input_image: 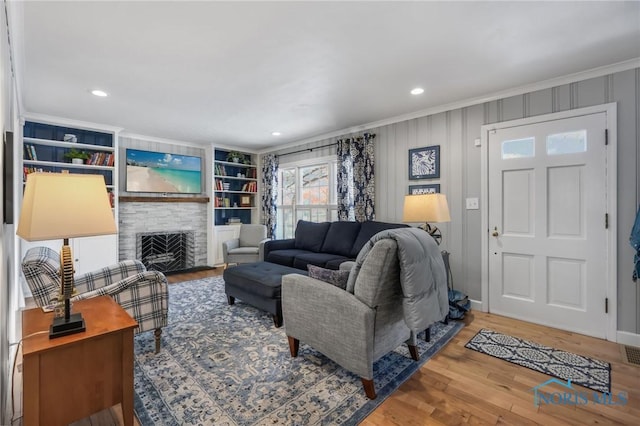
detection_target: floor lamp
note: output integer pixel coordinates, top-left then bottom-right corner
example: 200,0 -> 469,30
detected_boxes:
402,193 -> 451,245
17,173 -> 117,338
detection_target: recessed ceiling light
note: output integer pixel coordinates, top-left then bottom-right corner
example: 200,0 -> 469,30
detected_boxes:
91,89 -> 108,97
271,131 -> 281,136
410,88 -> 424,95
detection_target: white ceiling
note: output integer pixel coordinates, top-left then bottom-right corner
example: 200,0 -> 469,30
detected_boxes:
12,1 -> 640,150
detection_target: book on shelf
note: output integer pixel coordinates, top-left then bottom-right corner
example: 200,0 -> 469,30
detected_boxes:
241,181 -> 257,192
88,152 -> 114,166
24,144 -> 37,161
215,164 -> 227,176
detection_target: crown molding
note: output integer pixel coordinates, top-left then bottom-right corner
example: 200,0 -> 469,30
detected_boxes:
22,112 -> 123,133
259,58 -> 640,154
119,132 -> 209,149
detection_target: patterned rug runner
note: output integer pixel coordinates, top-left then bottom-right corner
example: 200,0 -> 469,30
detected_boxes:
134,277 -> 463,425
465,328 -> 610,393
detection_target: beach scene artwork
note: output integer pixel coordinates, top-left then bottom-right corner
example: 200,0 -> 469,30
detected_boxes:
126,149 -> 202,194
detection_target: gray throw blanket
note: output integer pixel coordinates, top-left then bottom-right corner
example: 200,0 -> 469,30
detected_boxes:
346,228 -> 449,332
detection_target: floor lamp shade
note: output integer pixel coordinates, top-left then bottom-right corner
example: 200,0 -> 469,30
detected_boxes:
17,173 -> 116,241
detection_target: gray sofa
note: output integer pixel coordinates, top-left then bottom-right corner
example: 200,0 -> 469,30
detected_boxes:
262,219 -> 408,270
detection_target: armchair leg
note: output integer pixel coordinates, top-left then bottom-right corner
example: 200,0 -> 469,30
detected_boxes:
154,328 -> 162,354
227,295 -> 235,305
424,326 -> 431,342
287,336 -> 299,357
361,378 -> 377,399
407,344 -> 419,361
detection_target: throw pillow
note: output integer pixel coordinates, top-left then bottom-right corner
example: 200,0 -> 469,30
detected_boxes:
307,264 -> 350,290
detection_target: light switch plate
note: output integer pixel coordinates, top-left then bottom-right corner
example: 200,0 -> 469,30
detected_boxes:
466,197 -> 479,210
474,138 -> 481,147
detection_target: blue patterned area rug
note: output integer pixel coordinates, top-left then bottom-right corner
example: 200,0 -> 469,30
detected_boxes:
133,277 -> 463,425
465,328 -> 610,393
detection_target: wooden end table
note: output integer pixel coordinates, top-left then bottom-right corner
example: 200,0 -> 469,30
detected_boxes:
22,295 -> 138,426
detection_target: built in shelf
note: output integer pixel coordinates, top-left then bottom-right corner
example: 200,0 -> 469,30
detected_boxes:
119,196 -> 210,203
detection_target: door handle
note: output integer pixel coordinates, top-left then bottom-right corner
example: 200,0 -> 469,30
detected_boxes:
492,227 -> 499,237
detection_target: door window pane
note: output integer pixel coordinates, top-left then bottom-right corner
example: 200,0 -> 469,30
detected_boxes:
547,130 -> 587,155
502,137 -> 535,159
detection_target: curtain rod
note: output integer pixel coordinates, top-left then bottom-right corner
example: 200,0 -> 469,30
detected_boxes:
275,133 -> 376,158
275,142 -> 337,158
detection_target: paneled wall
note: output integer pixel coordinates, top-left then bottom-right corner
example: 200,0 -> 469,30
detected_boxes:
265,68 -> 640,334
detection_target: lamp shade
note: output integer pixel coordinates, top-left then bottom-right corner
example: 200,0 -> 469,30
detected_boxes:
17,173 -> 117,241
402,193 -> 451,223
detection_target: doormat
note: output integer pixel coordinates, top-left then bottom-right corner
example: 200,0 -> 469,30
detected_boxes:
465,328 -> 610,393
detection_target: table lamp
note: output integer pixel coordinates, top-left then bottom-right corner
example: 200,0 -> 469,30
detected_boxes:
402,193 -> 451,245
17,173 -> 117,338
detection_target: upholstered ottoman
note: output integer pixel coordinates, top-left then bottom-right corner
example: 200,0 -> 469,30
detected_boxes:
223,261 -> 307,327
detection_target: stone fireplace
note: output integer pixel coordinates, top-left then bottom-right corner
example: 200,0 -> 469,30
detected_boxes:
119,200 -> 208,269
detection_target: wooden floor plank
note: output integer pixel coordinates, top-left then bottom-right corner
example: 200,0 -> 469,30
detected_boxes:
79,269 -> 639,425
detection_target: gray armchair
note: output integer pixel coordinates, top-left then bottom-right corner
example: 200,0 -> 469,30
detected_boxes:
281,239 -> 419,399
222,224 -> 269,268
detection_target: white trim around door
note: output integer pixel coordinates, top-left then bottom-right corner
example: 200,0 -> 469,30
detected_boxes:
480,103 -> 617,341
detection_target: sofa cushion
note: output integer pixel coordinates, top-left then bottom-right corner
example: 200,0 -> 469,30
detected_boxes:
292,252 -> 351,270
265,249 -> 310,267
307,264 -> 350,290
294,220 -> 331,252
350,220 -> 409,257
325,257 -> 355,270
320,221 -> 361,257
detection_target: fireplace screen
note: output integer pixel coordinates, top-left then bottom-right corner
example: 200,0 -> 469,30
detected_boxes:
136,231 -> 195,273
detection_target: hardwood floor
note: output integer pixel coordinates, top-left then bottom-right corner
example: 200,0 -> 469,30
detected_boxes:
90,269 -> 638,425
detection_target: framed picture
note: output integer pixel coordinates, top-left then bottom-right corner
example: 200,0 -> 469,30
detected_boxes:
409,145 -> 440,180
409,184 -> 440,195
240,195 -> 251,207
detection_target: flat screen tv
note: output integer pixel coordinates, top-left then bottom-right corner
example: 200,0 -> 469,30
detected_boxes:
126,148 -> 202,194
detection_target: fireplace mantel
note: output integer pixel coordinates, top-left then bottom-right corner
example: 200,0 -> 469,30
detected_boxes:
119,196 -> 209,203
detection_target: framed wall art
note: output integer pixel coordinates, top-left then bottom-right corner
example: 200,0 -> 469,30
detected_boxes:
409,184 -> 440,195
408,145 -> 440,180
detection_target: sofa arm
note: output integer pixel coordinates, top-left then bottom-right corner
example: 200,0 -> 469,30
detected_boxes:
282,274 -> 375,379
73,270 -> 169,333
263,238 -> 295,260
74,260 -> 147,294
222,238 -> 240,263
258,238 -> 271,261
339,261 -> 356,272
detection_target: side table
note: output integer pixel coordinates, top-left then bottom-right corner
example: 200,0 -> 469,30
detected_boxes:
22,295 -> 138,426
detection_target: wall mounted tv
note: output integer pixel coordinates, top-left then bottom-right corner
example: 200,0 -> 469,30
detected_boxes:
126,149 -> 202,194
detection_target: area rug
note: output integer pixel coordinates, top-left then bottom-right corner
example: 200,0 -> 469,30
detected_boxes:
133,277 -> 463,425
465,328 -> 610,393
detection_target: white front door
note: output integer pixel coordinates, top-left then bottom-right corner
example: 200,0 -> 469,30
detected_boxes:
487,111 -> 610,338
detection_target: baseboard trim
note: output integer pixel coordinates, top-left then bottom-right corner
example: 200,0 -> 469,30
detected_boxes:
617,331 -> 640,348
470,299 -> 484,312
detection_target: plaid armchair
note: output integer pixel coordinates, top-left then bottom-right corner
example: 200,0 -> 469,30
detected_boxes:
22,246 -> 169,353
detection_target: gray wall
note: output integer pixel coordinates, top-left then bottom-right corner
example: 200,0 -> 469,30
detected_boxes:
265,68 -> 640,334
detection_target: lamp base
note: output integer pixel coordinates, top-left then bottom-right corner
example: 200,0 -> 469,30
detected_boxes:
49,312 -> 86,339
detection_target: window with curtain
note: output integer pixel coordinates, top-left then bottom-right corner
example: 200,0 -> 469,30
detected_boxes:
275,156 -> 338,239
